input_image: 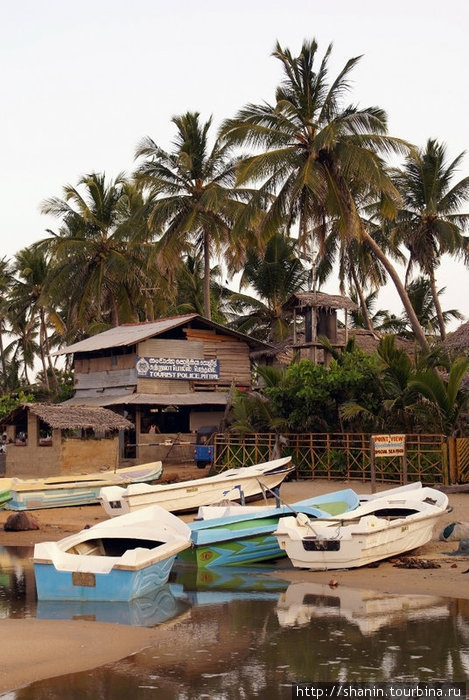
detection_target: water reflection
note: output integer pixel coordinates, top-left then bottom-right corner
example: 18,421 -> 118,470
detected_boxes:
276,581 -> 450,635
36,584 -> 191,627
0,546 -> 468,699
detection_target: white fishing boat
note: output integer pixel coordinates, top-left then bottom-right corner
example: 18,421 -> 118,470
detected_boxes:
33,505 -> 191,601
195,480 -> 424,520
99,456 -> 294,516
4,461 -> 163,511
274,486 -> 448,570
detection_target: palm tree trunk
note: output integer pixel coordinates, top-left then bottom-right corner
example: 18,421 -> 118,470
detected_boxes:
350,264 -> 374,331
0,318 -> 6,389
429,268 -> 446,340
361,230 -> 430,352
203,230 -> 211,319
39,316 -> 50,393
40,309 -> 59,392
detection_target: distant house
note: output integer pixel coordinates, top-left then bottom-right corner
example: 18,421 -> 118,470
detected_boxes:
0,403 -> 133,478
56,314 -> 272,464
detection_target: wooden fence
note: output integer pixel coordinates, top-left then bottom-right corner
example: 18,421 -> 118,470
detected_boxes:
213,433 -> 449,485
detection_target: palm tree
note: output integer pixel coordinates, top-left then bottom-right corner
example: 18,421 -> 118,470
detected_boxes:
41,173 -> 154,336
0,257 -> 14,388
409,354 -> 469,478
10,247 -> 61,393
135,112 -> 248,320
405,276 -> 463,336
391,138 -> 469,340
221,40 -> 431,351
225,230 -> 309,341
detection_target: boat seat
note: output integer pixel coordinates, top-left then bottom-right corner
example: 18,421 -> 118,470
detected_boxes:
67,540 -> 104,556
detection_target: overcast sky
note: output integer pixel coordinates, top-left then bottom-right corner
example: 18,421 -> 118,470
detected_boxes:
2,0 -> 468,327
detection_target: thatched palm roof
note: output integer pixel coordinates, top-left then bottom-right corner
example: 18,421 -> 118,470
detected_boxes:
0,404 -> 133,431
283,292 -> 359,312
445,321 -> 469,352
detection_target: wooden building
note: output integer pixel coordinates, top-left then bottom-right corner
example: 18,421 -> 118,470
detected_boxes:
58,314 -> 271,464
283,291 -> 359,365
0,404 -> 132,478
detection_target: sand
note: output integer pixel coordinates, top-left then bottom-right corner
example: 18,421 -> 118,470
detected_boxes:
0,478 -> 467,694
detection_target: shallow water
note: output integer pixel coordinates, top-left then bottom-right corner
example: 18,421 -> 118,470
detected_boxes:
1,546 -> 468,699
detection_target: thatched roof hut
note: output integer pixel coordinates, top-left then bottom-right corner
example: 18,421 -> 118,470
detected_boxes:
445,321 -> 469,354
283,291 -> 359,312
0,403 -> 133,432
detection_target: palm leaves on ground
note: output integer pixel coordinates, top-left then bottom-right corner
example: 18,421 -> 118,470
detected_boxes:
226,231 -> 308,341
221,39 -> 433,351
135,112 -> 251,320
391,138 -> 469,340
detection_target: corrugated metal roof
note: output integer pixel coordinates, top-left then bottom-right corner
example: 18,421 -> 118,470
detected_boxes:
56,314 -> 273,355
56,315 -> 198,355
65,392 -> 229,407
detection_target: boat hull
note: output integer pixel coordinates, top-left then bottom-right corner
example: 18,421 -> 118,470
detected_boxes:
34,555 -> 178,601
182,489 -> 360,568
100,457 -> 294,516
276,512 -> 442,570
6,461 -> 163,511
33,504 -> 191,601
274,486 -> 448,570
181,518 -> 285,568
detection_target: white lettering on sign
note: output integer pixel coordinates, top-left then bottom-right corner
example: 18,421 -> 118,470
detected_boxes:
136,356 -> 220,381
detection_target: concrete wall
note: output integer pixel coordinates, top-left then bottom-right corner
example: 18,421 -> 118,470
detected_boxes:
4,410 -> 120,477
59,436 -> 119,474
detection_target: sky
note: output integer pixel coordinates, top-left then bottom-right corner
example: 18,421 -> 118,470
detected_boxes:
1,0 -> 468,328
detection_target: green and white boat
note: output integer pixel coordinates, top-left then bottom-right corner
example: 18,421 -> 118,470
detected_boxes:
180,488 -> 360,568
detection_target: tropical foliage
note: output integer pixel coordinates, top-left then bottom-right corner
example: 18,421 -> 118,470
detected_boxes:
0,38 -> 467,419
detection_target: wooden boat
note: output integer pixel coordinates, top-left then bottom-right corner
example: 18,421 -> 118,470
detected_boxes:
33,504 -> 191,601
4,461 -> 163,511
0,481 -> 11,509
274,486 -> 448,570
180,489 -> 360,568
195,480 -> 423,520
99,456 -> 294,516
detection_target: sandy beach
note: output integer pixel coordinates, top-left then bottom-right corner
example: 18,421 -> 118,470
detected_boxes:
0,478 -> 467,694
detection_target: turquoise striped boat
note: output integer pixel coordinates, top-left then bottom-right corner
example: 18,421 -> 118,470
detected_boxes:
4,461 -> 163,511
180,488 -> 359,568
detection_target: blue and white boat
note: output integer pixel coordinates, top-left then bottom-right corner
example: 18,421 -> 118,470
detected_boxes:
5,461 -> 163,511
179,488 -> 360,568
33,505 -> 191,601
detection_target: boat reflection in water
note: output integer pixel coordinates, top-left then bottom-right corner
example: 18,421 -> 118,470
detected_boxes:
276,581 -> 450,635
173,564 -> 288,605
36,582 -> 191,627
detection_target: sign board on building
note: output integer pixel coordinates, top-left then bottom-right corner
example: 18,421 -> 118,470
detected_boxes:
136,356 -> 220,381
372,434 -> 406,457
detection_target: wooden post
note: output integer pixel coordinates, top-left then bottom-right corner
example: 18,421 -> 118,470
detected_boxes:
370,436 -> 376,493
447,436 -> 458,484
